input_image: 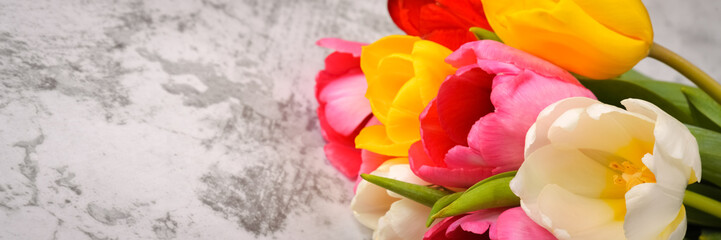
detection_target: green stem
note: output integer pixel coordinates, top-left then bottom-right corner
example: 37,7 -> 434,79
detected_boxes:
684,190 -> 721,220
648,43 -> 721,105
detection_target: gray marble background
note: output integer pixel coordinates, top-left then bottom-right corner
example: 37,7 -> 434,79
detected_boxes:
0,0 -> 718,239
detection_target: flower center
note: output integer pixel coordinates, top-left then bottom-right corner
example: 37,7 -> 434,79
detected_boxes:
609,160 -> 656,191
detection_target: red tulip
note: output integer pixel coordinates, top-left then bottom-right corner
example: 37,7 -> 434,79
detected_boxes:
388,0 -> 492,50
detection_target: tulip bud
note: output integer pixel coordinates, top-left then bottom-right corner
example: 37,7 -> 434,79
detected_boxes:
481,0 -> 653,79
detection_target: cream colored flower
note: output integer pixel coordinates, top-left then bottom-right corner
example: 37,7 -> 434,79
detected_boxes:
512,97 -> 701,240
351,158 -> 431,240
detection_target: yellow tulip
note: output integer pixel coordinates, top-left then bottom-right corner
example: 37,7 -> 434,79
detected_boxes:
481,0 -> 653,79
355,35 -> 456,156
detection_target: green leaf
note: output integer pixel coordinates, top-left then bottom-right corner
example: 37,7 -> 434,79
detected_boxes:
700,229 -> 721,240
683,87 -> 721,132
426,192 -> 463,227
429,176 -> 519,222
360,174 -> 451,207
687,125 -> 721,188
686,184 -> 721,228
469,27 -> 502,42
688,183 -> 721,201
616,69 -> 656,81
579,77 -> 695,125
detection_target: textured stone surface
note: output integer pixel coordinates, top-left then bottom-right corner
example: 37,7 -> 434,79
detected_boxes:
0,0 -> 718,239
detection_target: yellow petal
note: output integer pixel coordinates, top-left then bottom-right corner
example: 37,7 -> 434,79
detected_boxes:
571,0 -> 653,43
482,0 -> 653,79
355,125 -> 414,157
361,35 -> 419,79
410,40 -> 455,104
366,53 -> 414,124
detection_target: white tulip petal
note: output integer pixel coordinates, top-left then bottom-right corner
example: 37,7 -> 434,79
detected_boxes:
385,164 -> 429,198
622,99 -> 701,183
535,184 -> 625,240
666,207 -> 687,240
373,199 -> 430,240
513,145 -> 624,200
351,161 -> 424,230
624,183 -> 684,240
525,97 -> 598,157
351,179 -> 400,229
548,102 -> 655,159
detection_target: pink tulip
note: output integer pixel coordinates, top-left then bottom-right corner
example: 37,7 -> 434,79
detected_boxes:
424,207 -> 556,240
316,38 -> 373,179
409,40 -> 596,187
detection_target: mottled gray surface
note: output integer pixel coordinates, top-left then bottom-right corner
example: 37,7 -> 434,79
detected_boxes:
0,0 -> 718,239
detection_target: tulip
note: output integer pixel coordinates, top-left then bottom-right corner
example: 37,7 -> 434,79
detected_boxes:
513,97 -> 702,240
315,38 -> 372,179
481,0 -> 654,79
409,40 -> 595,188
424,207 -> 556,240
388,0 -> 492,50
351,158 -> 431,240
355,35 -> 456,157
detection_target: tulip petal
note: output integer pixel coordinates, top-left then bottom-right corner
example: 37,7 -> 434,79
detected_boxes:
319,71 -> 372,137
512,145 -> 625,200
483,0 -> 651,79
534,184 -> 625,239
468,70 -> 594,169
446,40 -> 579,84
436,66 -> 494,145
389,0 -> 492,50
361,35 -> 419,78
324,142 -> 362,179
316,38 -> 366,57
419,100 -> 457,165
359,149 -> 394,175
570,0 -> 652,43
546,101 -> 656,160
366,53 -> 415,124
388,0 -> 435,36
374,199 -> 432,240
621,99 -> 702,184
351,159 -> 415,230
495,207 -> 555,240
423,215 -> 479,240
524,97 -> 598,157
412,40 -> 457,104
624,183 -> 685,240
386,78 -> 425,143
452,208 -> 504,235
409,142 -> 497,188
355,125 -> 414,157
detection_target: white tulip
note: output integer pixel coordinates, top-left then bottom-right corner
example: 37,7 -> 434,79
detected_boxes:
351,158 -> 431,240
512,97 -> 701,240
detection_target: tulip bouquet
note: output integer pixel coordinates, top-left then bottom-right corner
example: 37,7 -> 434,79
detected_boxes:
314,1 -> 721,239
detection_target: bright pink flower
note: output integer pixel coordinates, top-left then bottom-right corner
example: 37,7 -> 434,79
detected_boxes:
424,207 -> 556,240
316,38 -> 373,179
409,40 -> 596,188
